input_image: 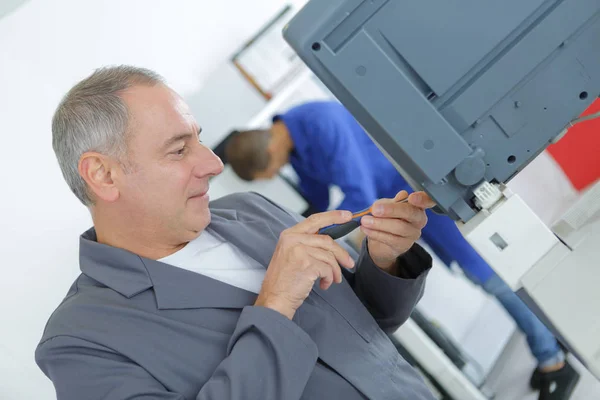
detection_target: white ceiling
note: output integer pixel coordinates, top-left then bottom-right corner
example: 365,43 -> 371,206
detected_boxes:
0,0 -> 30,21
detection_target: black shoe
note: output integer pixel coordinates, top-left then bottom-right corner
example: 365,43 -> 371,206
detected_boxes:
531,368 -> 543,390
531,344 -> 570,390
538,362 -> 580,400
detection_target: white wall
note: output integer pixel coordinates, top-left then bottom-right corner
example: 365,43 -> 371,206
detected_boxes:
0,1 -> 306,398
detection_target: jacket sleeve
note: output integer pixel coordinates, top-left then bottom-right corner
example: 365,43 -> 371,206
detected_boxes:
342,240 -> 432,334
36,306 -> 318,400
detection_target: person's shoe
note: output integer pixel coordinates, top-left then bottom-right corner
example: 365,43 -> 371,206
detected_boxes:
531,344 -> 570,389
538,362 -> 580,400
531,368 -> 543,390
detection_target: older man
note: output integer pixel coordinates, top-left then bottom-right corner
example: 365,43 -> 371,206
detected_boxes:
36,66 -> 436,400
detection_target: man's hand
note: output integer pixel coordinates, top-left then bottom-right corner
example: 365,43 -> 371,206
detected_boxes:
255,211 -> 356,320
360,191 -> 435,274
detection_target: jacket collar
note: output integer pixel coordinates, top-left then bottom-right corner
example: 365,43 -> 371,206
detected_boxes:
79,209 -> 277,310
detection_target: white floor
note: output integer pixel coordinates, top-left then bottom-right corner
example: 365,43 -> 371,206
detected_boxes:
486,333 -> 600,400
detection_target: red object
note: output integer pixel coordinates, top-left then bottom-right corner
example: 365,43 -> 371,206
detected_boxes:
547,98 -> 600,191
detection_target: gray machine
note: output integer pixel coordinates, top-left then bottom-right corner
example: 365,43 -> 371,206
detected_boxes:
283,1 -> 600,395
283,0 -> 600,222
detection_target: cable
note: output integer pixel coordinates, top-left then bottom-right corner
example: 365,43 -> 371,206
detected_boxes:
568,110 -> 600,127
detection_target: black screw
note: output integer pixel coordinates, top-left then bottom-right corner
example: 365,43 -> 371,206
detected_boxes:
579,91 -> 588,100
312,42 -> 321,51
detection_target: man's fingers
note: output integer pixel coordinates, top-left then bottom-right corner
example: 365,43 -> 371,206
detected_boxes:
310,251 -> 342,284
372,190 -> 408,207
394,190 -> 410,202
372,201 -> 428,227
360,216 -> 420,237
282,233 -> 355,269
299,235 -> 355,270
407,191 -> 436,210
310,259 -> 336,290
288,210 -> 353,234
361,226 -> 421,248
372,191 -> 436,212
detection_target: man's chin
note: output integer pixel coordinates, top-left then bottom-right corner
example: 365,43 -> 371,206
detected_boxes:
184,211 -> 211,234
187,193 -> 211,214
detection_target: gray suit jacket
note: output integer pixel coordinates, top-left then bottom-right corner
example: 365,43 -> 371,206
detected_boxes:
36,192 -> 435,400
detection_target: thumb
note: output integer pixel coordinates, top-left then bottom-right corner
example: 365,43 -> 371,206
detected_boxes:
393,190 -> 409,202
408,191 -> 436,209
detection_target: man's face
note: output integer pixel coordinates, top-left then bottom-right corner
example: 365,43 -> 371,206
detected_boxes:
116,84 -> 223,243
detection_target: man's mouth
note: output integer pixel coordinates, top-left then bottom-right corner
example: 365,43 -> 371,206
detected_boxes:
189,189 -> 209,199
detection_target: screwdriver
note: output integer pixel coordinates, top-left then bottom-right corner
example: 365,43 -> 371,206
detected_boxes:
319,198 -> 409,239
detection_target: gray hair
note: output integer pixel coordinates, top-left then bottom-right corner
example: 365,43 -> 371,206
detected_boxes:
52,65 -> 165,206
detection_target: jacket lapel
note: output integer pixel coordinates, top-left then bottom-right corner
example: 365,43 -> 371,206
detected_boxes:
208,210 -> 278,268
142,258 -> 257,310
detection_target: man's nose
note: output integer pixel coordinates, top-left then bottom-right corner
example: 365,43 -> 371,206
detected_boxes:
194,145 -> 224,177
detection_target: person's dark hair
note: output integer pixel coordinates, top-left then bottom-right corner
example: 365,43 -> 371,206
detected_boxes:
225,129 -> 272,181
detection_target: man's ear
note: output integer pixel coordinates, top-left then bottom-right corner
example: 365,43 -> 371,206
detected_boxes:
78,152 -> 121,203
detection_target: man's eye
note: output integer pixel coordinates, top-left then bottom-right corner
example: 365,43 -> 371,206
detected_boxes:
174,147 -> 186,155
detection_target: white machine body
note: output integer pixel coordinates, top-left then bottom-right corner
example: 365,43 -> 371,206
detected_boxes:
460,181 -> 600,378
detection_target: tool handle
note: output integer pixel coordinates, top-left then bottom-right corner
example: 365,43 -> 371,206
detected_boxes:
317,198 -> 409,240
319,220 -> 361,239
318,205 -> 372,239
